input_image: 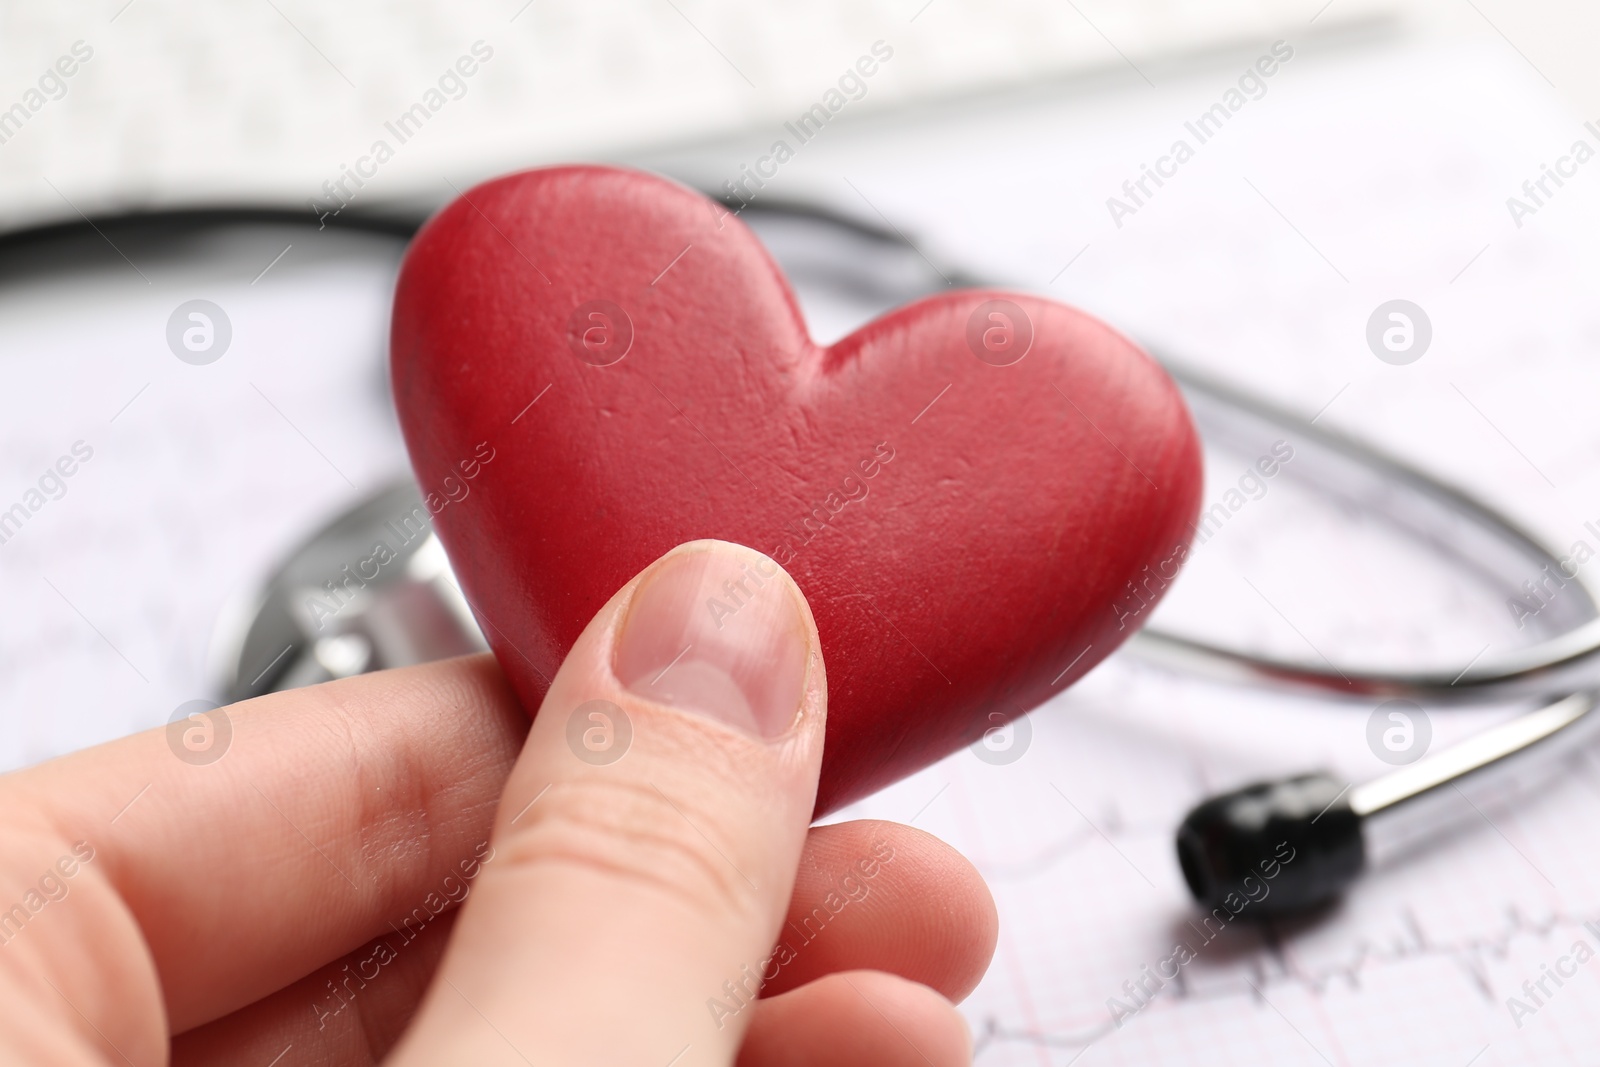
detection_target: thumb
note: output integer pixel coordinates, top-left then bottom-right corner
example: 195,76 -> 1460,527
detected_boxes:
388,539 -> 826,1067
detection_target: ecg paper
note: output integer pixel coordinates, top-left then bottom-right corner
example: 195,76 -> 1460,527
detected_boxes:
736,32 -> 1600,1067
6,29 -> 1600,1067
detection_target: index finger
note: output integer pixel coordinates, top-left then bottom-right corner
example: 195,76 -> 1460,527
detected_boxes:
0,653 -> 527,1036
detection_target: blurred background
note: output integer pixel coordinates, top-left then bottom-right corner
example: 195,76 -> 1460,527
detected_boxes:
2,0 -> 1600,225
8,2 -> 1600,1064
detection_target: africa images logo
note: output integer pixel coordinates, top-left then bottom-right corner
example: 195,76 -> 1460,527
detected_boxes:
1105,41 -> 1295,228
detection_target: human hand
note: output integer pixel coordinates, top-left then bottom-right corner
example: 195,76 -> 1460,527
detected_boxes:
0,540 -> 997,1065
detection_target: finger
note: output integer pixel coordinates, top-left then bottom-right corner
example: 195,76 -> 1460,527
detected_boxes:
764,820 -> 997,1002
390,540 -> 826,1067
170,821 -> 994,1065
171,914 -> 456,1067
0,653 -> 527,1034
737,971 -> 971,1067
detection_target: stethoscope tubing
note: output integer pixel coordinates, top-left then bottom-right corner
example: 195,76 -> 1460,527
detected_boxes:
1132,361 -> 1600,706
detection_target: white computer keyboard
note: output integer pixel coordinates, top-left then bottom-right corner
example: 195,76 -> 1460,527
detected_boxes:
0,0 -> 1397,232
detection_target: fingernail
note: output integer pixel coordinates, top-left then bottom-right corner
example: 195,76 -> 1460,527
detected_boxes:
614,543 -> 810,739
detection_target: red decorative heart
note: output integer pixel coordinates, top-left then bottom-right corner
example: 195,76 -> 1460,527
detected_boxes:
391,165 -> 1201,814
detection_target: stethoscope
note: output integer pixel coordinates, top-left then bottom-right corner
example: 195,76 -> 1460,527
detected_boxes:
18,195 -> 1593,920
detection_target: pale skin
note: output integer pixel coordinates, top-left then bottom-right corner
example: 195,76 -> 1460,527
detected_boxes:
0,541 -> 998,1065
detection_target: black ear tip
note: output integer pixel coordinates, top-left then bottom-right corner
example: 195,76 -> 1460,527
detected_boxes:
1175,819 -> 1215,903
1175,772 -> 1365,917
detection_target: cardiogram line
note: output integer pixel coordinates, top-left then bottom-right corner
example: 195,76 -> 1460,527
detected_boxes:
971,903 -> 1600,1059
967,751 -> 1600,1058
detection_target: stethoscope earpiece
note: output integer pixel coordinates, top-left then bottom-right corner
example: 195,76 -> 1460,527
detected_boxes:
1177,691 -> 1600,914
1177,772 -> 1362,918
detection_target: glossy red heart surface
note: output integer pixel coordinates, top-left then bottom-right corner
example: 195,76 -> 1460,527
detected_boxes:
391,165 -> 1202,814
